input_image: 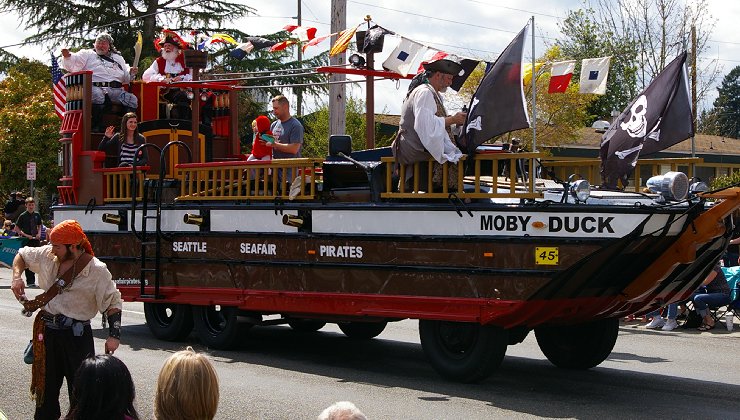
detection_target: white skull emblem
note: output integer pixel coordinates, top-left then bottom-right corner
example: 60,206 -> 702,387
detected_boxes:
620,95 -> 648,138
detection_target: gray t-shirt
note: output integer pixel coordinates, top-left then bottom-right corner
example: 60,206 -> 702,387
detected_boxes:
271,117 -> 304,158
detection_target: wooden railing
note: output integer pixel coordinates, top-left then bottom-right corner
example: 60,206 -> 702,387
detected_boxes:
101,167 -> 148,203
174,158 -> 323,201
381,152 -> 543,199
540,157 -> 703,192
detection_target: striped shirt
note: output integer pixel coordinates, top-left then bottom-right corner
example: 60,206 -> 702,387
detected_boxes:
119,141 -> 139,165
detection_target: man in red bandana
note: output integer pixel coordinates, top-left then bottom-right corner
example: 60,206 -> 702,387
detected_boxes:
10,220 -> 122,420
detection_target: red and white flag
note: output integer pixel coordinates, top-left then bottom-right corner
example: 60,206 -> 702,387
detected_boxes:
302,33 -> 333,53
548,60 -> 575,93
284,25 -> 318,42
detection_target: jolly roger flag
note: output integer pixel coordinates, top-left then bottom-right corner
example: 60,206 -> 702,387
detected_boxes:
463,24 -> 530,155
599,52 -> 693,189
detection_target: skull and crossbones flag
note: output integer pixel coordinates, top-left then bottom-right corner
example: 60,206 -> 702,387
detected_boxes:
599,52 -> 693,189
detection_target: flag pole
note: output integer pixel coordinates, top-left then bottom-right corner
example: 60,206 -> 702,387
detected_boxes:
530,16 -> 537,187
530,16 -> 536,153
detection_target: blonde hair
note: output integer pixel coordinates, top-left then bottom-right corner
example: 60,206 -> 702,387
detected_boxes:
154,347 -> 219,420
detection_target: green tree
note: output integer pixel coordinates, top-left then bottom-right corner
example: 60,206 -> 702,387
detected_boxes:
301,96 -> 393,158
0,0 -> 256,61
556,8 -> 638,123
711,66 -> 740,139
458,46 -> 595,150
0,59 -> 61,208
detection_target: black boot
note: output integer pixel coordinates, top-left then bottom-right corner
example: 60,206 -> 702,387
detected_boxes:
91,104 -> 105,132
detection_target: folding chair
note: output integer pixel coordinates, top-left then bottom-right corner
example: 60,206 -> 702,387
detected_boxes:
718,266 -> 740,325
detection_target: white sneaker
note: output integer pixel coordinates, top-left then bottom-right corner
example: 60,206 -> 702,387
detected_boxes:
661,319 -> 678,331
646,317 -> 666,329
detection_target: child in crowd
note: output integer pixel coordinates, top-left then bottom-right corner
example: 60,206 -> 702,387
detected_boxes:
65,355 -> 140,420
154,346 -> 219,420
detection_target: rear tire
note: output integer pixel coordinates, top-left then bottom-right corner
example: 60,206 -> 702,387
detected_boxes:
143,302 -> 193,341
287,319 -> 327,332
419,320 -> 508,383
338,321 -> 387,339
192,305 -> 243,350
534,317 -> 619,369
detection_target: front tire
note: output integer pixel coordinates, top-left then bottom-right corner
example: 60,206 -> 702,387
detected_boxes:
534,317 -> 619,369
419,320 -> 508,383
192,305 -> 243,350
338,321 -> 387,339
144,302 -> 193,341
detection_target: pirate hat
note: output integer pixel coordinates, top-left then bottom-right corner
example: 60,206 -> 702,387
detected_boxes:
423,56 -> 464,76
155,29 -> 188,52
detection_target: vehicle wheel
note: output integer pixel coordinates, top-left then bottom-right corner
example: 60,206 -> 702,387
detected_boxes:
192,305 -> 243,350
143,302 -> 193,341
534,317 -> 619,369
419,320 -> 508,383
288,319 -> 326,332
338,321 -> 387,339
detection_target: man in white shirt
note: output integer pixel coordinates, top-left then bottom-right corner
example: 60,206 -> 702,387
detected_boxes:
142,31 -> 193,119
61,33 -> 138,131
392,57 -> 467,191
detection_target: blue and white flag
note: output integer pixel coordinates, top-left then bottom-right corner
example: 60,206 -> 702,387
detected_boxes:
579,56 -> 611,95
382,37 -> 427,77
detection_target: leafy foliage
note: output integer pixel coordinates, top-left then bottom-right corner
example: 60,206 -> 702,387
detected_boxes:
556,9 -> 638,123
301,96 -> 393,158
0,59 -> 61,208
710,66 -> 740,138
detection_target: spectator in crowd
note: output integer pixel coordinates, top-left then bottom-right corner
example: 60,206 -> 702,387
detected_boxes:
693,263 -> 732,331
644,302 -> 680,331
99,112 -> 148,167
154,347 -> 219,420
317,401 -> 367,420
4,191 -> 25,222
61,33 -> 138,131
1,220 -> 16,236
64,354 -> 140,420
14,196 -> 42,287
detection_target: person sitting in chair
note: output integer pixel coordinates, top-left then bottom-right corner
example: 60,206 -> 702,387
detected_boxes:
142,30 -> 193,120
61,33 -> 138,132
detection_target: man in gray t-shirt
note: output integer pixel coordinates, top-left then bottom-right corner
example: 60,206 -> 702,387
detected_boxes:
270,95 -> 304,159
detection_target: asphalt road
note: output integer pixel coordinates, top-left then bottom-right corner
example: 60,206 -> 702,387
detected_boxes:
1,267 -> 739,420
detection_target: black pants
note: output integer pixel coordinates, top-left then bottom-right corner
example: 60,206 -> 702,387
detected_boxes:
24,239 -> 40,285
35,324 -> 94,420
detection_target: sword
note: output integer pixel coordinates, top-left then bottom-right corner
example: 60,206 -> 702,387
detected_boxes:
132,31 -> 142,75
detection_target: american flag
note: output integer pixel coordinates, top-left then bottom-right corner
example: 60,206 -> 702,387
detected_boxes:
51,53 -> 66,119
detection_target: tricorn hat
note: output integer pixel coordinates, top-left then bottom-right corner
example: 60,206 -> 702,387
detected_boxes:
423,57 -> 464,76
155,29 -> 188,52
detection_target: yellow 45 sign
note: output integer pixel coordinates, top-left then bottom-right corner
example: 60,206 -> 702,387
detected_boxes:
535,247 -> 559,265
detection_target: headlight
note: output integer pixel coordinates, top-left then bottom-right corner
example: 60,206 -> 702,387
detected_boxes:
646,171 -> 689,201
570,179 -> 590,202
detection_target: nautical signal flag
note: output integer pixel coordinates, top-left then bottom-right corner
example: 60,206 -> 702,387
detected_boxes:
270,40 -> 298,52
51,53 -> 66,120
382,37 -> 427,77
579,56 -> 611,95
303,34 -> 333,53
548,60 -> 575,93
284,25 -> 318,42
522,62 -> 543,85
330,25 -> 359,57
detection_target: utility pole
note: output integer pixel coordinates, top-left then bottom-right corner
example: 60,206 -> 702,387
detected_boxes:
295,0 -> 303,116
691,25 -> 697,159
364,15 -> 375,149
329,0 -> 347,136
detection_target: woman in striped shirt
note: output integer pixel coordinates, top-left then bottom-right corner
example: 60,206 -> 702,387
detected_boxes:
99,112 -> 148,167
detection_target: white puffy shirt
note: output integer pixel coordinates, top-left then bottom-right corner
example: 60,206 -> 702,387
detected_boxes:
62,49 -> 132,84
